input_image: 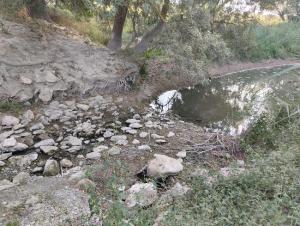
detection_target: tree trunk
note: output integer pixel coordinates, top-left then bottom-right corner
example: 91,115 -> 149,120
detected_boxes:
26,0 -> 48,18
108,2 -> 128,50
134,0 -> 170,53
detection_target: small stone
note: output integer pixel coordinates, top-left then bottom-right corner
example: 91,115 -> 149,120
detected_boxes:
111,135 -> 127,142
155,139 -> 167,144
138,145 -> 151,151
40,146 -> 58,155
147,154 -> 184,178
1,115 -> 20,128
39,88 -> 53,102
60,159 -> 73,168
93,145 -> 108,152
97,137 -> 105,143
108,146 -> 121,156
68,171 -> 85,183
116,139 -> 128,146
139,132 -> 149,138
237,160 -> 245,167
132,139 -> 140,145
2,137 -> 17,147
43,159 -> 60,176
21,110 -> 34,124
176,151 -> 186,158
129,123 -> 143,129
151,134 -> 164,139
30,123 -> 45,131
34,139 -> 55,148
66,136 -> 82,146
0,153 -> 12,161
76,104 -> 90,111
167,132 -> 175,138
13,172 -> 30,185
125,182 -> 158,208
126,119 -> 140,124
20,76 -> 32,85
45,71 -> 59,83
76,178 -> 96,191
86,151 -> 101,160
32,167 -> 43,173
133,114 -> 141,119
103,130 -> 114,138
0,161 -> 5,167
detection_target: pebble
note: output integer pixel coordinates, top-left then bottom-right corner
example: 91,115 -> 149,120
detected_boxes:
86,152 -> 101,160
60,159 -> 73,168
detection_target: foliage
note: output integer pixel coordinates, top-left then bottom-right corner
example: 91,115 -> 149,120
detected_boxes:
0,100 -> 23,115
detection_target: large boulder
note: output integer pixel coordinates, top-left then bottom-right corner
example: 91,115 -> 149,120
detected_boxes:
147,154 -> 184,178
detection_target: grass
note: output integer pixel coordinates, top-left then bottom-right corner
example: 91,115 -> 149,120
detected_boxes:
49,8 -> 111,46
249,22 -> 300,60
0,100 -> 23,115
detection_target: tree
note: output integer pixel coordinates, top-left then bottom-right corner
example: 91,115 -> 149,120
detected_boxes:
25,0 -> 48,18
134,0 -> 170,53
107,0 -> 129,50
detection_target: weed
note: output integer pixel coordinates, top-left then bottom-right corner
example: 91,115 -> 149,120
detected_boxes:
0,100 -> 23,115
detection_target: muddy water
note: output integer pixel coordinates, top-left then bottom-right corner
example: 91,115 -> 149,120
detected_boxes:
151,64 -> 300,135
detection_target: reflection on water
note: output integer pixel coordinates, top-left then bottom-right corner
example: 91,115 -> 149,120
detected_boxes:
151,64 -> 300,135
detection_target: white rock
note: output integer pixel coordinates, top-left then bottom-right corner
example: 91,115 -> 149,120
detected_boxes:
8,153 -> 38,167
129,123 -> 143,129
116,139 -> 128,146
0,179 -> 15,191
20,76 -> 32,84
166,182 -> 190,197
151,134 -> 164,139
86,151 -> 101,160
176,151 -> 186,158
132,139 -> 140,145
39,88 -> 53,102
126,119 -> 140,124
93,145 -> 108,152
167,132 -> 175,138
0,161 -> 5,167
108,146 -> 121,155
111,135 -> 127,142
40,146 -> 58,155
1,116 -> 20,128
34,139 -> 55,148
97,137 -> 105,143
76,104 -> 90,111
155,139 -> 167,144
138,145 -> 151,151
30,123 -> 44,131
45,71 -> 59,83
10,143 -> 29,152
0,153 -> 12,161
60,159 -> 73,168
2,137 -> 17,147
125,183 -> 158,208
43,159 -> 60,176
66,136 -> 82,146
147,154 -> 184,178
103,131 -> 114,138
139,132 -> 149,138
22,110 -> 34,123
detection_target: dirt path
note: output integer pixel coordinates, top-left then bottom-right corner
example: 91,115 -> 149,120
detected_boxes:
208,59 -> 300,77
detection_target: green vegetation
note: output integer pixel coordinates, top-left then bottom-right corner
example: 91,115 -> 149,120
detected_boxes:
0,100 -> 23,115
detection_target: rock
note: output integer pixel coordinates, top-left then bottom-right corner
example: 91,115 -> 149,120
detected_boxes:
25,195 -> 40,206
155,139 -> 167,144
103,130 -> 114,138
111,135 -> 127,142
21,110 -> 34,124
147,154 -> 184,178
151,134 -> 164,139
34,139 -> 55,148
13,172 -> 30,185
108,146 -> 121,155
20,76 -> 32,84
129,122 -> 143,129
60,159 -> 73,168
126,119 -> 140,124
66,136 -> 82,146
0,161 -> 5,166
167,132 -> 175,138
66,146 -> 82,153
30,123 -> 45,131
165,182 -> 190,197
9,153 -> 38,167
43,159 -> 60,176
133,114 -> 141,119
132,139 -> 140,145
76,178 -> 96,191
116,139 -> 128,146
86,151 -> 101,160
68,171 -> 86,183
139,132 -> 149,138
6,142 -> 29,153
176,151 -> 186,158
0,153 -> 12,161
2,137 -> 17,147
126,129 -> 138,135
45,71 -> 59,83
0,179 -> 15,191
93,145 -> 108,152
39,88 -> 53,102
125,182 -> 158,208
97,137 -> 105,143
0,131 -> 14,142
32,166 -> 43,173
138,145 -> 151,151
1,115 -> 20,128
76,103 -> 90,111
40,146 -> 58,155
